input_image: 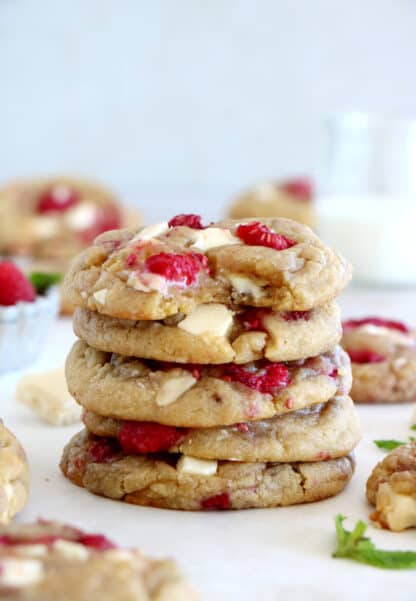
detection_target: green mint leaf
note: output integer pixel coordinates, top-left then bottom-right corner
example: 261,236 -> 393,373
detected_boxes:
411,424 -> 416,431
333,514 -> 416,570
373,439 -> 406,451
29,272 -> 62,295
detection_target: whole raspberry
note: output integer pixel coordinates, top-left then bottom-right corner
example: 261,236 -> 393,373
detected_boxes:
346,349 -> 386,364
78,533 -> 117,550
118,421 -> 187,454
282,310 -> 312,322
343,317 -> 409,334
201,493 -> 230,510
240,308 -> 272,332
145,252 -> 208,286
36,185 -> 79,213
168,214 -> 204,229
0,262 -> 36,306
236,222 -> 296,250
223,362 -> 290,394
280,178 -> 313,201
88,438 -> 119,463
79,205 -> 122,244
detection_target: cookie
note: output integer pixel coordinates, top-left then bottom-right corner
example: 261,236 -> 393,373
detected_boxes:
366,442 -> 416,531
66,340 -> 351,427
83,396 -> 360,463
0,422 -> 29,524
0,521 -> 197,600
228,179 -> 315,228
342,317 -> 416,403
62,216 -> 351,321
73,301 -> 342,364
61,429 -> 355,511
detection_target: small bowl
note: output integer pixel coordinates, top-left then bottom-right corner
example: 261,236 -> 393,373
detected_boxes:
0,287 -> 59,374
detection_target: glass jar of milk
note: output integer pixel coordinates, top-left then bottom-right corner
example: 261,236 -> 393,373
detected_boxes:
317,112 -> 416,285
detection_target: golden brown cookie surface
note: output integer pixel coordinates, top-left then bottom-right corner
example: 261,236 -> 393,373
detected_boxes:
0,421 -> 29,524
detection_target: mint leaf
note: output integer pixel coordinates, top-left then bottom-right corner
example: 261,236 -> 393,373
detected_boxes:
333,515 -> 416,569
374,438 -> 415,451
411,424 -> 416,431
29,272 -> 62,295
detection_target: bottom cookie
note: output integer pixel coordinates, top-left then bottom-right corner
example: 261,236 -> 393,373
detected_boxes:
61,430 -> 355,511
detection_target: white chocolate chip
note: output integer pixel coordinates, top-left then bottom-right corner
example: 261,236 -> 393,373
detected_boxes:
131,222 -> 169,242
53,540 -> 90,560
393,357 -> 408,369
177,456 -> 218,476
32,216 -> 60,239
359,324 -> 414,347
227,274 -> 263,299
127,271 -> 168,294
80,291 -> 88,299
375,482 -> 416,531
104,549 -> 134,563
155,375 -> 196,406
0,559 -> 44,587
65,203 -> 97,231
178,304 -> 234,338
190,227 -> 241,251
93,289 -> 108,305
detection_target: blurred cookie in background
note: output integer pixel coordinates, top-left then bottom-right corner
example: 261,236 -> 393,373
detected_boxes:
228,177 -> 315,228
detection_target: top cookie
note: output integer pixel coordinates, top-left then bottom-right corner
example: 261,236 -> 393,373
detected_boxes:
63,215 -> 351,320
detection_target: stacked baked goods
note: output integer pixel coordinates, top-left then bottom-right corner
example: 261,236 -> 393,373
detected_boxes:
60,214 -> 360,510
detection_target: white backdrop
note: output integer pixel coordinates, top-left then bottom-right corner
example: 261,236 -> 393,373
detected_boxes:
0,0 -> 414,222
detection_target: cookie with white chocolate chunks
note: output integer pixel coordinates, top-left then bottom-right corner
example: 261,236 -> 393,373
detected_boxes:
66,340 -> 352,428
0,520 -> 197,600
61,429 -> 355,511
342,317 -> 416,403
0,421 -> 29,524
73,301 -> 342,364
367,442 -> 416,531
62,215 -> 352,321
83,395 -> 360,463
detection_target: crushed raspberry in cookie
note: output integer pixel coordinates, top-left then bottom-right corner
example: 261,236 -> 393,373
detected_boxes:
346,349 -> 386,364
0,261 -> 36,306
118,421 -> 187,454
0,529 -> 117,550
223,362 -> 290,394
342,317 -> 409,334
88,438 -> 120,463
145,252 -> 208,286
235,423 -> 249,433
241,308 -> 272,332
236,222 -> 296,250
280,178 -> 313,201
78,534 -> 117,550
168,214 -> 204,229
282,310 -> 311,322
201,492 -> 230,510
36,185 -> 79,213
126,253 -> 137,267
80,205 -> 121,243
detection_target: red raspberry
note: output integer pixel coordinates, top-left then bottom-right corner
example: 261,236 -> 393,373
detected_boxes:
0,261 -> 36,306
240,308 -> 272,332
79,205 -> 122,244
145,252 -> 208,286
223,362 -> 290,394
168,214 -> 204,229
201,492 -> 230,510
88,439 -> 119,463
235,423 -> 249,433
236,222 -> 296,250
36,185 -> 79,213
118,421 -> 186,454
126,253 -> 137,267
342,317 -> 409,334
282,310 -> 311,322
346,349 -> 386,364
280,178 -> 313,201
78,533 -> 117,551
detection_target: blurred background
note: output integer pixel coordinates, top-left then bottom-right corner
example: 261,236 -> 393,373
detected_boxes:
1,0 -> 415,222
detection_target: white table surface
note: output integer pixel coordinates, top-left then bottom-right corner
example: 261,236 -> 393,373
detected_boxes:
1,285 -> 416,601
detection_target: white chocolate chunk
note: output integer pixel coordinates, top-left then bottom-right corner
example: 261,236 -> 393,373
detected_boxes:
227,274 -> 263,299
375,482 -> 416,531
65,203 -> 97,231
53,540 -> 90,560
32,216 -> 60,239
0,559 -> 44,587
190,227 -> 241,251
93,289 -> 108,305
155,375 -> 196,406
178,304 -> 234,338
127,271 -> 168,294
16,368 -> 82,426
131,222 -> 169,242
177,456 -> 218,476
359,324 -> 414,347
104,549 -> 135,563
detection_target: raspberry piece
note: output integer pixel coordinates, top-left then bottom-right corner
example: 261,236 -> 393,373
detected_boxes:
235,423 -> 249,433
201,492 -> 230,510
346,349 -> 386,364
0,262 -> 36,306
36,185 -> 79,213
126,253 -> 137,267
223,362 -> 290,394
282,310 -> 311,322
240,308 -> 272,332
118,421 -> 186,454
342,317 -> 409,334
145,252 -> 208,286
168,214 -> 204,229
236,222 -> 296,250
78,534 -> 117,551
280,178 -> 313,201
88,438 -> 119,463
79,205 -> 122,243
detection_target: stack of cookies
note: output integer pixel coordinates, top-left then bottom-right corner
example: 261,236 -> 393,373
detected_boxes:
60,215 -> 360,510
